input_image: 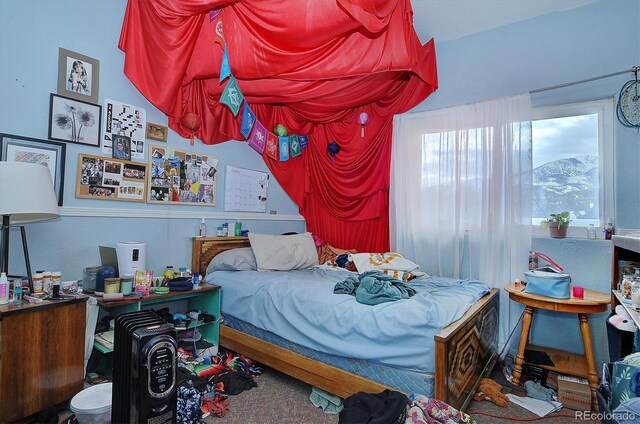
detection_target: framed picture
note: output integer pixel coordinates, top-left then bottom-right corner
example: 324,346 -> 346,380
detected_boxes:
57,47 -> 100,103
0,133 -> 66,205
145,122 -> 168,142
112,134 -> 131,160
48,93 -> 102,147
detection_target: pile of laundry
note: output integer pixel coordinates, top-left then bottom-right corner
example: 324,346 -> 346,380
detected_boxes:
176,347 -> 263,423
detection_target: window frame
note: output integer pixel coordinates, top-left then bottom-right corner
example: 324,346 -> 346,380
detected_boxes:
530,98 -> 615,238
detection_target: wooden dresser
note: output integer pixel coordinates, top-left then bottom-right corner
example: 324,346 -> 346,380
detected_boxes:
0,295 -> 87,422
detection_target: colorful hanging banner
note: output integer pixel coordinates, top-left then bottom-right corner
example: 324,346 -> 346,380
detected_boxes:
220,44 -> 231,82
278,136 -> 289,161
298,134 -> 308,149
220,76 -> 244,116
211,10 -> 225,48
266,132 -> 279,160
247,120 -> 267,153
240,101 -> 256,139
289,135 -> 301,157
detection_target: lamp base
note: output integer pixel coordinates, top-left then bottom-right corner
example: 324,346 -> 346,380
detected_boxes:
0,218 -> 34,293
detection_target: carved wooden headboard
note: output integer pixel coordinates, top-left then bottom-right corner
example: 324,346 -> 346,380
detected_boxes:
191,236 -> 251,276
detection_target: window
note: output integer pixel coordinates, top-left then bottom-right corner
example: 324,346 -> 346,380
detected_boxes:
531,99 -> 614,236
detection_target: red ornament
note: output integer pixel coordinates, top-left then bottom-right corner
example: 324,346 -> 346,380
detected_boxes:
181,112 -> 201,146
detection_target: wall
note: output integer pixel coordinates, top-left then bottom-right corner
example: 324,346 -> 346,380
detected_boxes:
412,0 -> 640,365
0,0 -> 305,281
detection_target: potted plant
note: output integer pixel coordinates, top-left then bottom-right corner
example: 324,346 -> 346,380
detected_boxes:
541,211 -> 573,238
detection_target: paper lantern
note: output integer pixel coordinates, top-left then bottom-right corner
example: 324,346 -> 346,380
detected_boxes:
273,124 -> 288,137
181,112 -> 201,146
357,112 -> 371,137
327,141 -> 340,161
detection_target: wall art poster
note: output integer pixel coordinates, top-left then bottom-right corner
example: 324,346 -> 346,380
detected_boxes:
101,99 -> 146,162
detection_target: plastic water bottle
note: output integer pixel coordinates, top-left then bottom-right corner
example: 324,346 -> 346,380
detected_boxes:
199,218 -> 207,237
192,272 -> 201,290
13,279 -> 22,305
0,273 -> 9,305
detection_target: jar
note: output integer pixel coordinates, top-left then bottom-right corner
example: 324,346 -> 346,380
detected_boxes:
42,271 -> 52,293
83,266 -> 101,293
104,277 -> 120,295
120,277 -> 133,296
587,224 -> 597,240
51,271 -> 61,284
32,273 -> 44,293
621,274 -> 634,300
217,226 -> 223,237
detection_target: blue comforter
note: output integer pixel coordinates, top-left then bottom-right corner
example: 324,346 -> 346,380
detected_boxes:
206,268 -> 489,372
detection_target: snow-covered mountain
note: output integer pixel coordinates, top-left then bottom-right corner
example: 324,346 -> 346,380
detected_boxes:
533,155 -> 599,219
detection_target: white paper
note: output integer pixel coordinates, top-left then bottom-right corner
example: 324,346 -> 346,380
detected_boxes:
506,394 -> 562,417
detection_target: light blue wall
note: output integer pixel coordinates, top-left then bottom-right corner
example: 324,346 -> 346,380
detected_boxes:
413,0 -> 640,365
0,0 -> 304,280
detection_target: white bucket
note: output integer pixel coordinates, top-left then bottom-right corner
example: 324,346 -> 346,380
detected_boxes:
70,382 -> 112,424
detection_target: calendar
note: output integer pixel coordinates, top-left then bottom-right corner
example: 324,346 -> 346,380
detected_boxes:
224,165 -> 269,212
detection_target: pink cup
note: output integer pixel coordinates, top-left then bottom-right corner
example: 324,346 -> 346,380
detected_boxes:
572,285 -> 584,299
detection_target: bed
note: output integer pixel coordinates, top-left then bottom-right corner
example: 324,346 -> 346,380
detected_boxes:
192,236 -> 499,411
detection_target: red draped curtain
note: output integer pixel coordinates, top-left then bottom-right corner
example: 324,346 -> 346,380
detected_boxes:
119,0 -> 437,251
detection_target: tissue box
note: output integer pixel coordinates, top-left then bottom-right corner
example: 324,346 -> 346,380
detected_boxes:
557,375 -> 591,410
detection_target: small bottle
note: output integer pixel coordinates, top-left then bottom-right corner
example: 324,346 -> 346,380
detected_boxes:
0,273 -> 9,305
222,223 -> 228,237
179,267 -> 187,277
192,272 -> 201,290
13,279 -> 22,305
604,218 -> 614,240
515,278 -> 521,289
32,273 -> 44,293
199,218 -> 207,237
234,220 -> 242,236
164,266 -> 174,283
587,224 -> 597,240
528,252 -> 538,270
216,226 -> 223,237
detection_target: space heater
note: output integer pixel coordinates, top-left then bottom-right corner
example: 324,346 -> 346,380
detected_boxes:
112,310 -> 178,424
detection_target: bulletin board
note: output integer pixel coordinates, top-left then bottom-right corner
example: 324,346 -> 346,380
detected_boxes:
224,165 -> 269,213
147,145 -> 217,205
76,153 -> 148,202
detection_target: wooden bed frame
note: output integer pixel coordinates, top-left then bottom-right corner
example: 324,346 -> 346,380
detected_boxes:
192,236 -> 499,411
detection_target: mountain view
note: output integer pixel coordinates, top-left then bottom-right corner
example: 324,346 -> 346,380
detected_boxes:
533,155 -> 599,219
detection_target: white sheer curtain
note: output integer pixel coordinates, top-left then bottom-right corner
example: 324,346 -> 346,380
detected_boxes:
390,93 -> 532,347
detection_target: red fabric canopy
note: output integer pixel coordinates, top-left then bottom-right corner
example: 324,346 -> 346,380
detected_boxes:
119,0 -> 437,251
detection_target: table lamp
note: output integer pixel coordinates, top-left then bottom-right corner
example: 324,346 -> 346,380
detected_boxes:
0,161 -> 60,292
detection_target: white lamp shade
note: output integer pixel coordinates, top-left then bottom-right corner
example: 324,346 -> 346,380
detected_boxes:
0,161 -> 60,224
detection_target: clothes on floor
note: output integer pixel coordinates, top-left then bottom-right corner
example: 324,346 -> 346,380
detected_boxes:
176,347 -> 263,423
405,393 -> 476,424
339,389 -> 410,423
310,386 -> 344,414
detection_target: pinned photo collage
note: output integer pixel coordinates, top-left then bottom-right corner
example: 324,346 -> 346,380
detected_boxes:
80,156 -> 145,200
149,147 -> 217,205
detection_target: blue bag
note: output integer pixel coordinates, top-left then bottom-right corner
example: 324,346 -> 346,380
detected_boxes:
524,266 -> 571,299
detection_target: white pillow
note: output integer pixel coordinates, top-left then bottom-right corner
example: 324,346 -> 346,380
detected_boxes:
206,247 -> 257,274
248,232 -> 319,271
